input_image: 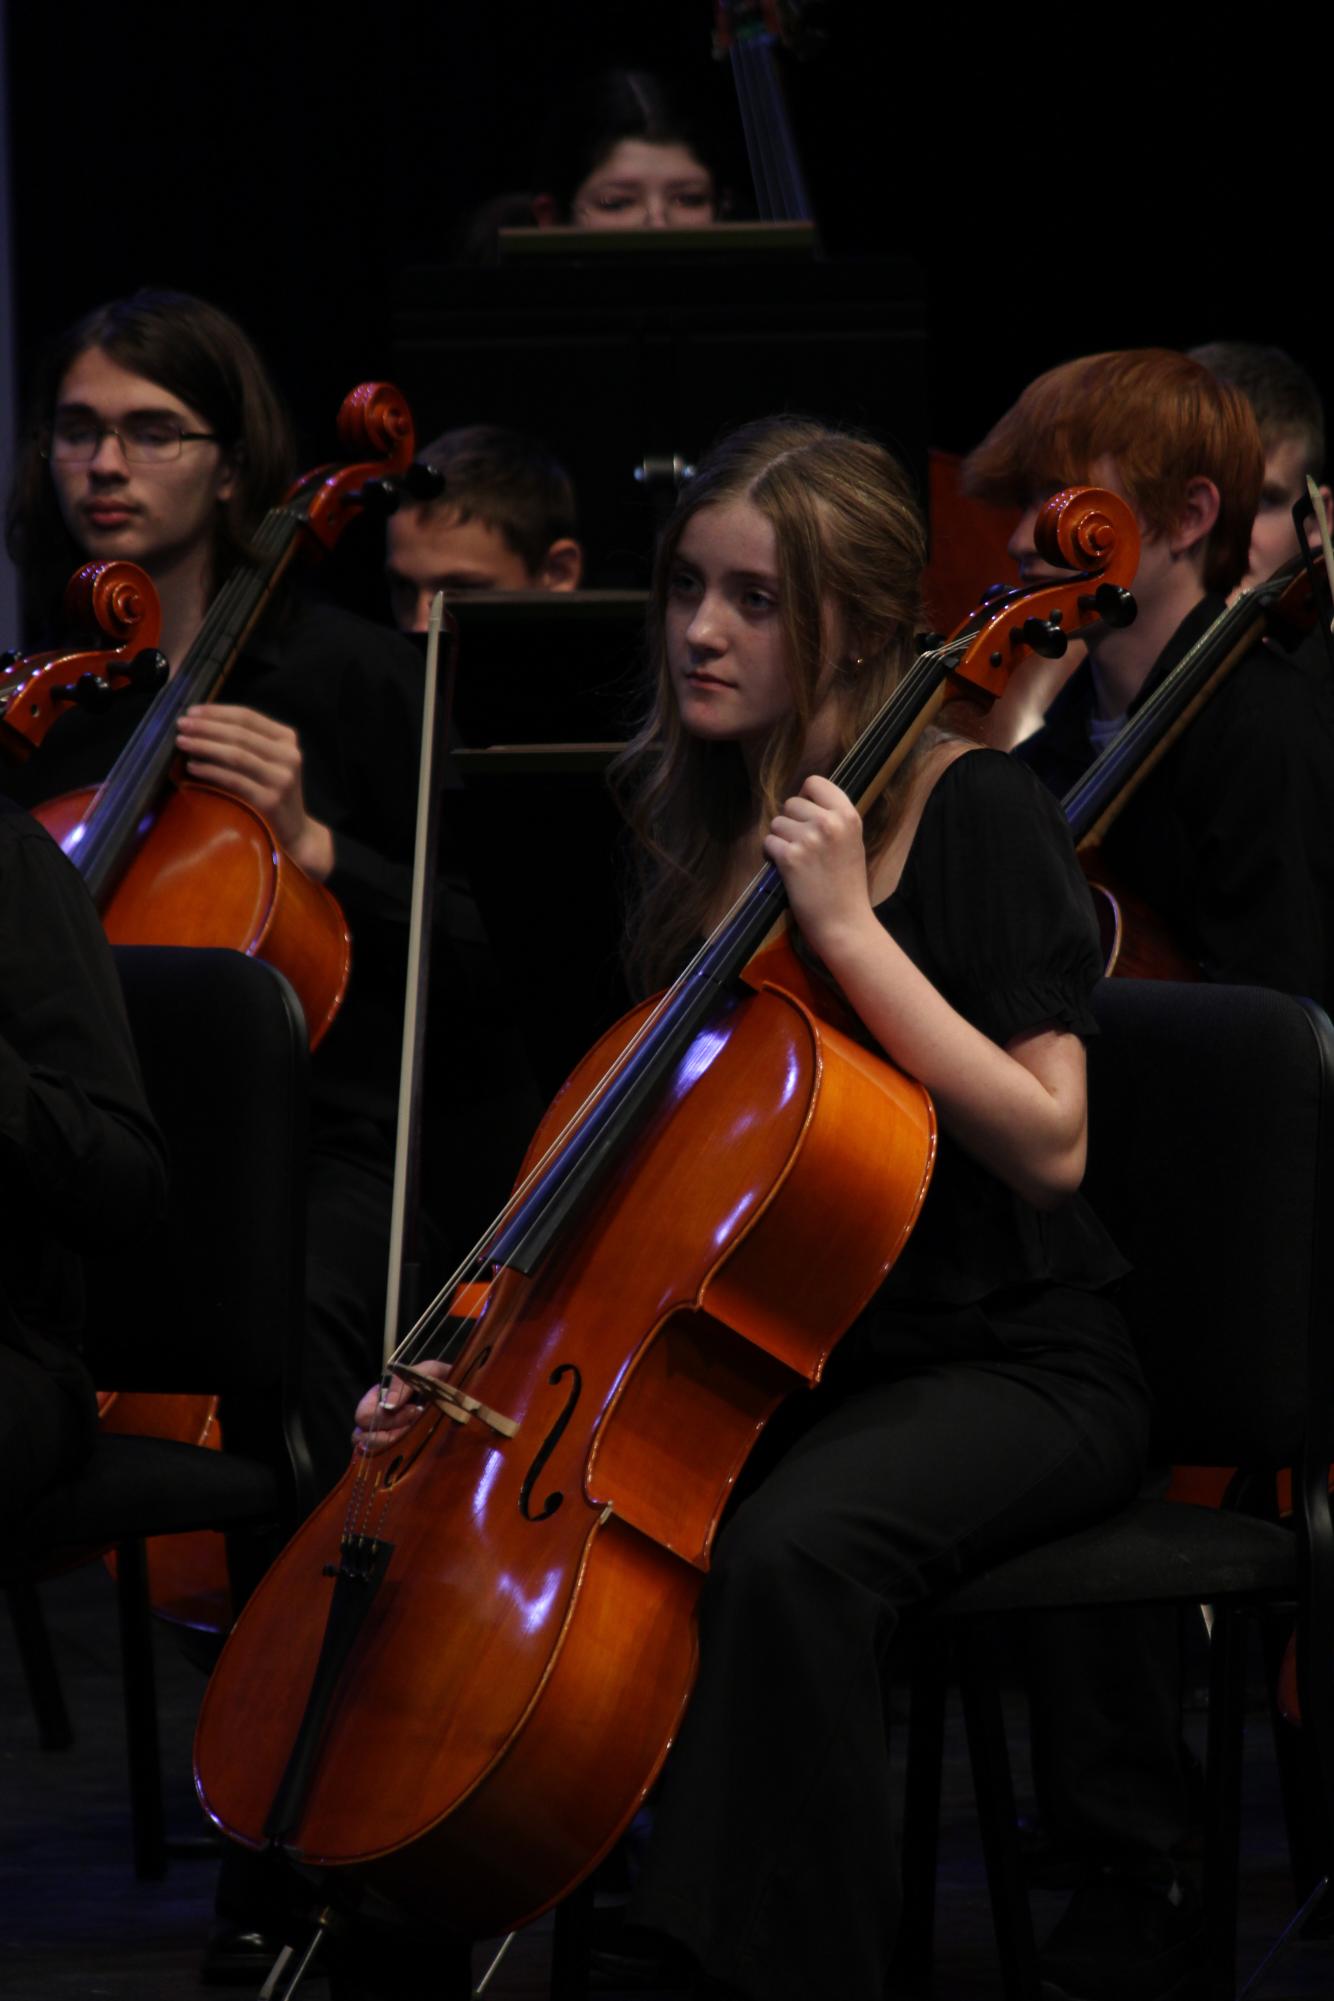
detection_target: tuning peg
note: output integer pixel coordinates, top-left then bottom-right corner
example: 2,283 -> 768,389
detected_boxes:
403,462 -> 445,501
915,630 -> 947,652
349,477 -> 402,518
1089,583 -> 1137,628
126,648 -> 169,693
0,649 -> 22,671
57,671 -> 114,711
1019,616 -> 1068,659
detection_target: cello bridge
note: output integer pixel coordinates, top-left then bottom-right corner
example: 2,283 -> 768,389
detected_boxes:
389,1361 -> 519,1440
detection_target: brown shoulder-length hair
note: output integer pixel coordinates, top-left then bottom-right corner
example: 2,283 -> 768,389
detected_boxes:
6,288 -> 296,640
611,415 -> 926,994
962,348 -> 1263,596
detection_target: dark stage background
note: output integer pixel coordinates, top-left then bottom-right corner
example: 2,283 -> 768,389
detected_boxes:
6,2 -> 1324,569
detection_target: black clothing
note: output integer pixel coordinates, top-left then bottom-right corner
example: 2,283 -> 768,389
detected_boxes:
630,750 -> 1151,2001
867,750 -> 1128,1313
1018,599 -> 1334,1903
0,798 -> 165,1527
5,598 -> 426,1168
1019,595 -> 1334,1004
4,595 -> 539,1490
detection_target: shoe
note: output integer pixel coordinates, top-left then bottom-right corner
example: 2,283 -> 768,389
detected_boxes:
589,1907 -> 694,1990
200,1920 -> 291,1986
1039,1871 -> 1206,2001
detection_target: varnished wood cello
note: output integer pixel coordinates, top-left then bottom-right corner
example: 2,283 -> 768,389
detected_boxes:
1065,543 -> 1331,979
194,488 -> 1138,1942
25,380 -> 429,1046
0,558 -> 167,762
2,386 -> 432,1623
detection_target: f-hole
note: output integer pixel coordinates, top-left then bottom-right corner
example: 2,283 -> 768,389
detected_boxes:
519,1363 -> 581,1522
457,1343 -> 492,1392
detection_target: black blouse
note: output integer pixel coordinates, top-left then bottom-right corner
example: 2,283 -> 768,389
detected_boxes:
864,748 -> 1127,1307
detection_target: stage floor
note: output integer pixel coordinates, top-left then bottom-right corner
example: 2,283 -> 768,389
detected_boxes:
1,1563 -> 1330,1999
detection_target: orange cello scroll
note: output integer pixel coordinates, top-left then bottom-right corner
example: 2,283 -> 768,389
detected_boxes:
31,383 -> 430,1051
0,560 -> 166,764
193,487 -> 1140,1941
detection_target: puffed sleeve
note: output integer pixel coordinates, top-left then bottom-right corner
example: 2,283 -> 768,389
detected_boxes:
899,749 -> 1104,1045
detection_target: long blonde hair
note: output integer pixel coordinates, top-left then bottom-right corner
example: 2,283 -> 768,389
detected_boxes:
612,417 -> 926,992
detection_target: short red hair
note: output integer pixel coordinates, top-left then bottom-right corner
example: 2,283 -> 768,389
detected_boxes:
962,349 -> 1263,594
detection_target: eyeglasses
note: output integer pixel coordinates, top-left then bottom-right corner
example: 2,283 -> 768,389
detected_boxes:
43,418 -> 222,465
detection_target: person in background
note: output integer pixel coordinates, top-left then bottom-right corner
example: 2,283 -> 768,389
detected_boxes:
978,339 -> 1332,751
531,67 -> 724,231
964,345 -> 1334,2001
965,347 -> 1334,994
384,423 -> 583,629
4,288 -> 539,1989
1187,339 -> 1332,591
456,68 -> 727,263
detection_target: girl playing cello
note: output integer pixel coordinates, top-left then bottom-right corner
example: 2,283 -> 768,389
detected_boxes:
356,417 -> 1152,2000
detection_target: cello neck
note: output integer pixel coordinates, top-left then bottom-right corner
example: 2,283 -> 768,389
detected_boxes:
483,626 -> 975,1275
482,492 -> 1139,1278
61,378 -> 421,907
73,504 -> 307,904
1063,553 -> 1323,852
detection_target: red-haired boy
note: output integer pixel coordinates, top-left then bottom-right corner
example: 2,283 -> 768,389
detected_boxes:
964,349 -> 1334,2001
968,346 -> 1333,1002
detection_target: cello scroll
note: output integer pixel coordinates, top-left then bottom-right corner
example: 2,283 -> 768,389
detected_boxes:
947,487 -> 1140,705
0,560 -> 165,763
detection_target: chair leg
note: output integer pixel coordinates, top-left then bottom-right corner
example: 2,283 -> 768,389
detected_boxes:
892,1633 -> 950,1990
1261,1612 -> 1328,1904
549,1876 -> 594,2001
1201,1605 -> 1246,2001
115,1537 -> 166,1881
5,1581 -> 74,1751
957,1644 -> 1043,2001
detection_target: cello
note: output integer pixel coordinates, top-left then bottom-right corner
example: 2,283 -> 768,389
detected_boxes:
194,487 -> 1138,1940
26,380 -> 429,1048
4,386 -> 432,1623
1063,543 -> 1331,980
0,558 -> 167,763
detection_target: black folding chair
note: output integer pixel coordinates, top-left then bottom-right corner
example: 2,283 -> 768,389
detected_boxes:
895,980 -> 1334,2001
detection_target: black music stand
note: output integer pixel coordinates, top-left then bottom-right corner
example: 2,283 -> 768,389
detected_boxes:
392,253 -> 926,587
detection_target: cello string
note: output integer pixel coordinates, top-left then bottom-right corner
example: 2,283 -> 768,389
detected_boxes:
743,37 -> 798,218
87,510 -> 295,847
385,632 -> 970,1369
372,542 -> 1129,1442
730,48 -> 767,216
385,636 -> 969,1377
734,45 -> 781,219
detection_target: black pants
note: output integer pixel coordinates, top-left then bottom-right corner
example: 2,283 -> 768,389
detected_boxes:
1022,1596 -> 1190,1880
0,1339 -> 95,1533
630,1290 -> 1150,2001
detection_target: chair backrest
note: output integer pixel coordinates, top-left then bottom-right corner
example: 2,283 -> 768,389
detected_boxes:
1087,980 -> 1334,1476
82,947 -> 309,1500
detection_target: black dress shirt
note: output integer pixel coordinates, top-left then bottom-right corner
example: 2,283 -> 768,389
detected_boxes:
1019,597 -> 1334,1006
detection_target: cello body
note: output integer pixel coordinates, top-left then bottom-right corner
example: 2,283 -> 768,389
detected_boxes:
195,950 -> 935,1932
1082,849 -> 1199,983
35,781 -> 350,1048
